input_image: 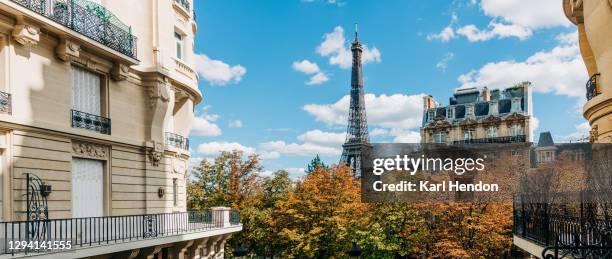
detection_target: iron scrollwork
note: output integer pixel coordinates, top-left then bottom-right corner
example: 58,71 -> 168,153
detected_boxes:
142,214 -> 158,238
542,233 -> 612,259
25,173 -> 50,243
71,109 -> 111,135
10,0 -> 137,58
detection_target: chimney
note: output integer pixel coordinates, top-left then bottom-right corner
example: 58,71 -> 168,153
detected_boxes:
423,95 -> 437,109
482,86 -> 490,101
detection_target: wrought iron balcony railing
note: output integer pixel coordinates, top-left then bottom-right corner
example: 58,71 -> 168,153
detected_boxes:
11,0 -> 138,59
165,132 -> 189,150
0,91 -> 11,115
71,109 -> 111,135
1,209 -> 240,256
453,135 -> 526,145
174,0 -> 191,11
513,193 -> 612,258
586,73 -> 600,101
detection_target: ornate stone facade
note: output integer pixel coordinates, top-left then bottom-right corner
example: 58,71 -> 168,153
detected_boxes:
564,0 -> 612,143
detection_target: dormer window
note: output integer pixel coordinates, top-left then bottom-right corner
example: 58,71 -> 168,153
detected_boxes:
428,109 -> 435,121
511,98 -> 521,112
447,107 -> 454,119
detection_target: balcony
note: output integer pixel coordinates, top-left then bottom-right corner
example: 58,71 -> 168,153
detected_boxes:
0,209 -> 240,256
165,132 -> 189,150
453,135 -> 526,145
0,91 -> 11,115
586,73 -> 600,101
10,0 -> 138,59
71,109 -> 111,135
174,0 -> 191,12
512,193 -> 612,258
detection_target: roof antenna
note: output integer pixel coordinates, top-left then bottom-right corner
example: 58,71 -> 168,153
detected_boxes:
354,23 -> 359,41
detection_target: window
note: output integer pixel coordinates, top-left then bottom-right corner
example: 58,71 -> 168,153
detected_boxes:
510,124 -> 523,136
173,178 -> 178,207
447,107 -> 454,119
463,128 -> 474,141
175,32 -> 184,60
71,65 -> 101,115
72,158 -> 104,218
538,151 -> 554,163
511,98 -> 521,112
487,126 -> 498,138
428,109 -> 435,121
433,132 -> 446,144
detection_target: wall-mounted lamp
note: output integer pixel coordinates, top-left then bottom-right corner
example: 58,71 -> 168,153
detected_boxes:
158,187 -> 165,198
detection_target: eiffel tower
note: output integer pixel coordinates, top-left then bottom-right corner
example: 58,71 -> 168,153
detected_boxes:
340,25 -> 371,177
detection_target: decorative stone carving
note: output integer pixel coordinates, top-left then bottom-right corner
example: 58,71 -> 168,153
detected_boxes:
72,141 -> 108,159
148,149 -> 163,166
111,62 -> 130,81
12,23 -> 40,47
56,40 -> 81,62
589,124 -> 598,143
425,115 -> 451,130
148,79 -> 171,107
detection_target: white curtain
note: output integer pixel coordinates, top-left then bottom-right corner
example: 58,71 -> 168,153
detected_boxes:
72,158 -> 104,218
71,66 -> 101,115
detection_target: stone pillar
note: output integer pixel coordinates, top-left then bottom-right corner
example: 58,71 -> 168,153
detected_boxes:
211,207 -> 232,227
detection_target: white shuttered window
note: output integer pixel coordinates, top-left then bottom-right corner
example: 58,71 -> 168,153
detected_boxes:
71,66 -> 101,115
72,158 -> 104,218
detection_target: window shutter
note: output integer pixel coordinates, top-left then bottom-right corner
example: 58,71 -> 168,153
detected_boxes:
71,66 -> 101,115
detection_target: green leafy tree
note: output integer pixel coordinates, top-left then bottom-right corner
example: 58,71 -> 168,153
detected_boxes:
187,150 -> 261,210
305,154 -> 328,174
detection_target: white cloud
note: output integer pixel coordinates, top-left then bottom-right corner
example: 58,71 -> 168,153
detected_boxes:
436,52 -> 454,71
564,122 -> 591,141
286,167 -> 307,178
191,115 -> 222,137
194,53 -> 246,86
430,0 -> 570,42
480,0 -> 571,30
316,26 -> 381,69
303,93 -> 425,144
456,21 -> 532,42
458,31 -> 587,97
427,14 -> 458,42
307,72 -> 329,85
556,31 -> 578,45
196,142 -> 256,156
228,120 -> 243,128
292,60 -> 321,74
292,60 -> 329,85
303,93 -> 425,129
389,129 -> 422,143
370,128 -> 390,137
259,141 -> 342,156
297,130 -> 345,146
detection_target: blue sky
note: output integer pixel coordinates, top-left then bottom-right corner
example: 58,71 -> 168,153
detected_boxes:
190,0 -> 589,178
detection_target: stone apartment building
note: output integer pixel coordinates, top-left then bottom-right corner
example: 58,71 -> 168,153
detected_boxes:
420,82 -> 533,145
565,0 -> 612,143
0,0 -> 241,258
